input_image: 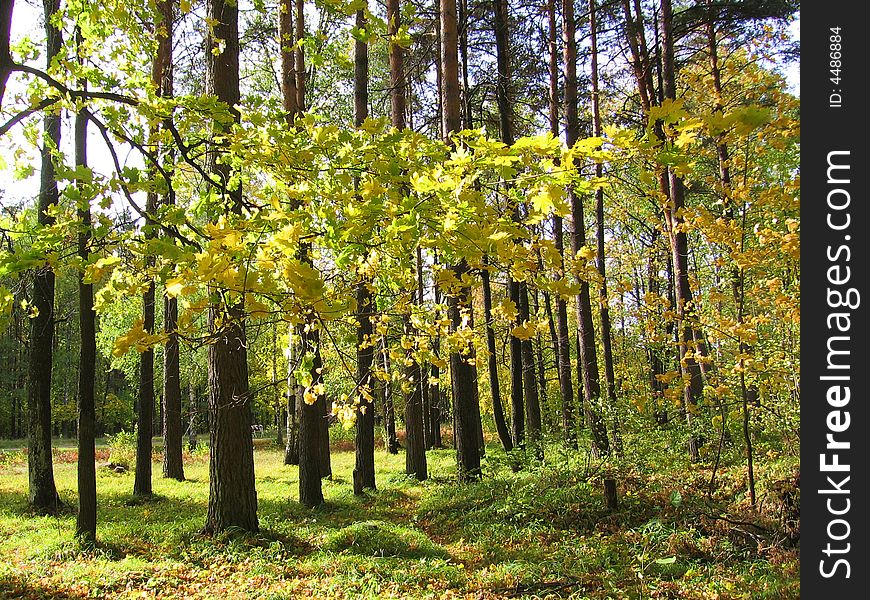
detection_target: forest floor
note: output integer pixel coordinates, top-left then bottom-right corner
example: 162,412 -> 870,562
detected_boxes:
0,432 -> 799,599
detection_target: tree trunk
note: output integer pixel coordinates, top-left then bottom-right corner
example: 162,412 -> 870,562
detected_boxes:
27,0 -> 62,513
155,0 -> 184,482
447,262 -> 481,481
518,283 -> 542,458
530,287 -> 550,425
417,248 -> 435,450
315,343 -> 331,479
0,0 -> 14,107
353,277 -> 376,493
134,191 -> 156,497
404,317 -> 428,480
659,0 -> 703,461
429,270 -> 444,449
563,0 -> 608,456
294,0 -> 305,112
590,0 -> 620,455
442,0 -> 480,480
75,34 -> 96,541
492,0 -> 525,453
278,0 -> 297,119
352,6 -> 376,495
202,0 -> 258,533
205,307 -> 258,532
380,337 -> 399,453
481,259 -> 512,451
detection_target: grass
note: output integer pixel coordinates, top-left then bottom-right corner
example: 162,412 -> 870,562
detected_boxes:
0,432 -> 799,599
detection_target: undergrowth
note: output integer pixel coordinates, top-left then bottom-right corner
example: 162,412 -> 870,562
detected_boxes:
0,431 -> 799,599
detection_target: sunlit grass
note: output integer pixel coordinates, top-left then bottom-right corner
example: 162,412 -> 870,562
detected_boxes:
0,434 -> 799,599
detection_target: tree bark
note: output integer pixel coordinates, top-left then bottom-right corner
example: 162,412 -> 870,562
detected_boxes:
380,337 -> 399,453
0,0 -> 13,107
442,0 -> 480,480
75,29 -> 96,542
481,259 -> 512,451
283,328 -> 300,464
278,0 -> 297,120
404,316 -> 428,480
352,6 -> 376,495
202,0 -> 258,533
153,0 -> 185,482
518,283 -> 542,458
659,0 -> 703,461
590,0 -> 620,454
564,0 -> 608,456
294,0 -> 305,112
27,0 -> 62,513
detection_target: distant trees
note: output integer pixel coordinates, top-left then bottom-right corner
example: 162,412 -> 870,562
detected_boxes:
0,0 -> 798,542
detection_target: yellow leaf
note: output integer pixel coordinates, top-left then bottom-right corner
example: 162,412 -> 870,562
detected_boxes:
165,278 -> 185,298
511,320 -> 537,341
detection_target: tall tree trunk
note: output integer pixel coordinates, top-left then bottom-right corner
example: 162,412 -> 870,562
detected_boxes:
156,0 -> 184,482
352,5 -> 376,495
294,0 -> 305,112
296,308 -> 326,504
75,29 -> 96,542
202,0 -> 258,533
27,0 -> 62,513
659,0 -> 703,461
481,259 -> 512,451
315,341 -> 331,479
590,0 -> 620,455
404,315 -> 428,480
563,0 -> 608,456
417,247 -> 434,450
429,263 -> 444,448
388,0 -> 425,479
442,0 -> 480,481
134,189 -> 156,496
492,0 -> 525,452
279,0 -> 301,467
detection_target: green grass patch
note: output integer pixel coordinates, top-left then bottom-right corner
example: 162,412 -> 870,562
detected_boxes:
0,433 -> 799,599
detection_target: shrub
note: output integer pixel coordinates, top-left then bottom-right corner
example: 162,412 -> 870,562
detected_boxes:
106,429 -> 137,469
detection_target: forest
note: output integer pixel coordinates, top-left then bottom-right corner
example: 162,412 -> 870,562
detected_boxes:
0,0 -> 799,597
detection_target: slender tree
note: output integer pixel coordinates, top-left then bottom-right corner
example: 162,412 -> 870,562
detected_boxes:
481,258 -> 512,451
74,26 -> 96,542
380,336 -> 399,453
389,0 -> 427,480
352,3 -> 376,495
563,0 -> 608,455
279,0 -> 300,466
492,0 -> 528,454
547,0 -> 575,448
590,0 -> 620,454
158,0 -> 185,482
659,0 -> 704,461
27,0 -> 62,513
441,0 -> 480,481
